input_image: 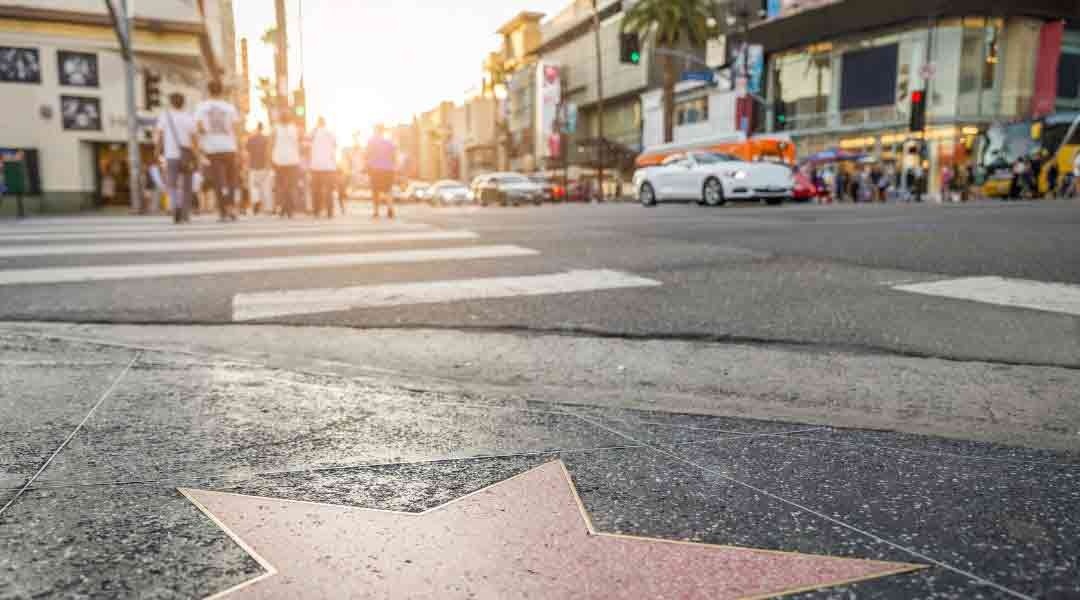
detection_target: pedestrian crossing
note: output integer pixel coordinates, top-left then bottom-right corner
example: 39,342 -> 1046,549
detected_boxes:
0,215 -> 662,321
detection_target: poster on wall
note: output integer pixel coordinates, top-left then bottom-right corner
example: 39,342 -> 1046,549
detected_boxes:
536,63 -> 561,159
60,95 -> 102,131
58,51 -> 99,87
0,46 -> 41,83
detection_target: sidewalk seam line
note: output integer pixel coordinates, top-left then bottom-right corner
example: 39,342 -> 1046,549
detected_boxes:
567,411 -> 1037,600
0,352 -> 138,520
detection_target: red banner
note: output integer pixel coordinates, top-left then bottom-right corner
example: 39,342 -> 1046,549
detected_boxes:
1031,20 -> 1064,117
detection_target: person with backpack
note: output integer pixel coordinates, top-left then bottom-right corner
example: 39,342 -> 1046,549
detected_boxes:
154,92 -> 197,224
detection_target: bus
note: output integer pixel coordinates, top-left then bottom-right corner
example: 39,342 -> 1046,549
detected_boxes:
635,133 -> 796,169
974,112 -> 1080,197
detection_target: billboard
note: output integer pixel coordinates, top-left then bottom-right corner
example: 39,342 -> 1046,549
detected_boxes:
536,63 -> 561,159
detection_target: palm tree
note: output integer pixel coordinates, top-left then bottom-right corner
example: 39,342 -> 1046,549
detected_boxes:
622,0 -> 714,144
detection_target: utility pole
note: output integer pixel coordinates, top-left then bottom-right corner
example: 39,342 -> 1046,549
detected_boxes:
104,0 -> 142,212
591,0 -> 605,202
274,0 -> 290,115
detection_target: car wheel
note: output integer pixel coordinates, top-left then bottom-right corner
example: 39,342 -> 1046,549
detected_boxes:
765,196 -> 784,206
702,177 -> 726,207
639,182 -> 657,207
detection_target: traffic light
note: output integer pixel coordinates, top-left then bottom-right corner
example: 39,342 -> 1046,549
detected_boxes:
774,100 -> 787,129
620,32 -> 641,65
143,69 -> 162,110
292,88 -> 306,118
909,88 -> 926,132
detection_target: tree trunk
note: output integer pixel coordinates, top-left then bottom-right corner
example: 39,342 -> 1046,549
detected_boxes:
661,52 -> 676,143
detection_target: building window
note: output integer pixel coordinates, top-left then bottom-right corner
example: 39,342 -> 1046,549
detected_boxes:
839,44 -> 899,110
675,97 -> 708,125
773,49 -> 831,129
58,51 -> 99,88
60,95 -> 102,131
0,46 -> 41,83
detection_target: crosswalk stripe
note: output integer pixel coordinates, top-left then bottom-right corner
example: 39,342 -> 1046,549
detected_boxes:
232,269 -> 663,321
0,222 -> 433,242
0,245 -> 538,286
0,230 -> 478,258
893,276 -> 1080,316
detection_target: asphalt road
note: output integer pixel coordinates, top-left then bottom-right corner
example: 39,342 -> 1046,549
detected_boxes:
4,201 -> 1080,600
1,199 -> 1077,367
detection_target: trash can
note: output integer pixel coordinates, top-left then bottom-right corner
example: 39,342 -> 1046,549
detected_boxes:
1,154 -> 29,218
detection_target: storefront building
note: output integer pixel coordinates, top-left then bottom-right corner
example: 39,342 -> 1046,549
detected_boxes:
535,0 -> 703,182
751,0 -> 1079,196
0,1 -> 231,216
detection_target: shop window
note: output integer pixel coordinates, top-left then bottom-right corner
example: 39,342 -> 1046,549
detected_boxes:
773,51 -> 831,128
675,97 -> 708,125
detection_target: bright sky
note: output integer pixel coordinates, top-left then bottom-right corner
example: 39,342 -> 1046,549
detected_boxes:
233,0 -> 569,140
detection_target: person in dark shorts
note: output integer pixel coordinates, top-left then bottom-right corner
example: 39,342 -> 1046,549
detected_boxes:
195,80 -> 241,222
365,124 -> 398,219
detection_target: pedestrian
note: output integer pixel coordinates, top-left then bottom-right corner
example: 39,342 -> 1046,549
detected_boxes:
271,111 -> 302,218
366,123 -> 398,219
940,165 -> 953,202
309,116 -> 338,218
245,122 -> 272,215
154,92 -> 197,224
194,79 -> 241,222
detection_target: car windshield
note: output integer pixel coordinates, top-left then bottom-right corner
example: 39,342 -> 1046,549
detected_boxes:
693,152 -> 739,163
12,4 -> 1078,599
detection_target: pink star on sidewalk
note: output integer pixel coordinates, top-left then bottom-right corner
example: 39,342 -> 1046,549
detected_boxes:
182,461 -> 922,599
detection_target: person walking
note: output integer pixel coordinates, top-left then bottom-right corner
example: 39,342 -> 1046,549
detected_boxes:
366,124 -> 398,219
245,122 -> 272,215
194,80 -> 241,222
309,117 -> 338,218
271,112 -> 302,218
154,92 -> 197,224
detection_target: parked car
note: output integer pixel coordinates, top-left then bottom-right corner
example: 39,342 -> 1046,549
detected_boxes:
528,174 -> 564,202
428,180 -> 472,205
471,172 -> 544,206
632,151 -> 794,207
400,182 -> 430,204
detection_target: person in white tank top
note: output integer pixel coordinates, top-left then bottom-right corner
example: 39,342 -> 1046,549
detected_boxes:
271,114 -> 302,217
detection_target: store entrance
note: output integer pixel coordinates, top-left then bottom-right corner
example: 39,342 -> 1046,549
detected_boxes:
92,142 -> 155,208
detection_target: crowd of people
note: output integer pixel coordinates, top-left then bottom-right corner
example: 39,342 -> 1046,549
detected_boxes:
150,81 -> 399,225
802,149 -> 1080,204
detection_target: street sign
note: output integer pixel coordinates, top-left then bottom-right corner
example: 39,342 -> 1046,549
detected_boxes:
681,70 -> 715,84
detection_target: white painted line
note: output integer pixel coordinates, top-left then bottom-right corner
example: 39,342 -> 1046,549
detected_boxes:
893,276 -> 1080,316
232,269 -> 662,321
0,222 -> 433,241
0,245 -> 538,286
0,230 -> 477,258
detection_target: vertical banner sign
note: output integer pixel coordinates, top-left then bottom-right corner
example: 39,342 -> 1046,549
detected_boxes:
747,44 -> 765,96
537,63 -> 561,159
1031,20 -> 1064,117
564,102 -> 578,134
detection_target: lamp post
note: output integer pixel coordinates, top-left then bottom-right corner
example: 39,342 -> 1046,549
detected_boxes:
590,0 -> 605,202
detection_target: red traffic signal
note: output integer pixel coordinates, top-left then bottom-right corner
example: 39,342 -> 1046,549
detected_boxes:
908,89 -> 927,132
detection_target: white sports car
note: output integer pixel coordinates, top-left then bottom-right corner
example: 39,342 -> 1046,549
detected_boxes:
632,151 -> 795,206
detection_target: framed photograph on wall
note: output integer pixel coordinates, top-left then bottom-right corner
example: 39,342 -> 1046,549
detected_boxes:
0,46 -> 42,83
58,51 -> 99,87
60,95 -> 102,131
